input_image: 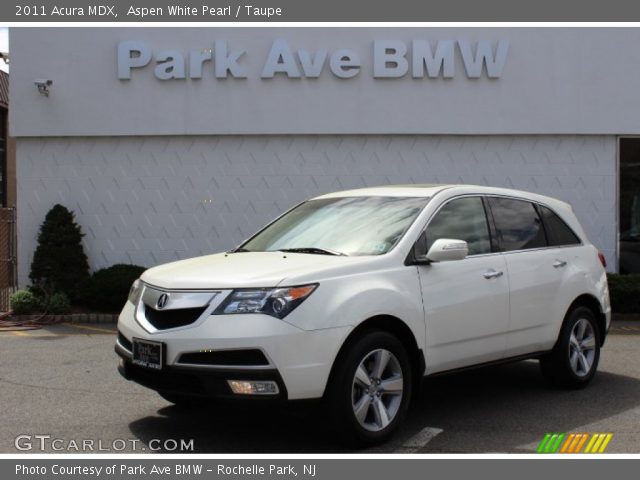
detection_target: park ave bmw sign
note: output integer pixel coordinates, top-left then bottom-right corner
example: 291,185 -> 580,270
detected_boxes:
117,39 -> 509,80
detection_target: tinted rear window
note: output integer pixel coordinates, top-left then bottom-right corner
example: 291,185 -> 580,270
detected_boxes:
539,205 -> 581,246
488,197 -> 546,251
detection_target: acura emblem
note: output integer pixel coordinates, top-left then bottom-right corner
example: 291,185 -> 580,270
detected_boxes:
156,293 -> 169,309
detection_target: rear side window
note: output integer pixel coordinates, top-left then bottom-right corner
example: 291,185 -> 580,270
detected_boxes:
488,197 -> 546,251
539,206 -> 581,246
425,197 -> 491,256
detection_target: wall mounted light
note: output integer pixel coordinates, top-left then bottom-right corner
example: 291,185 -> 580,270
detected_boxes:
34,79 -> 52,97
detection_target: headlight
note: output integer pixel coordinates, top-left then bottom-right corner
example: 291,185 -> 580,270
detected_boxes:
214,284 -> 318,319
128,279 -> 142,305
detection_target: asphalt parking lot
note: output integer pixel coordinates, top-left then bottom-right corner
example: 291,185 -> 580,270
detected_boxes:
0,322 -> 639,453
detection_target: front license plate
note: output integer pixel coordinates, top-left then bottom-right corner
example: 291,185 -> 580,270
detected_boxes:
132,338 -> 164,370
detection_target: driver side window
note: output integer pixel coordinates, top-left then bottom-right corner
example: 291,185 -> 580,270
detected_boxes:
425,197 -> 492,256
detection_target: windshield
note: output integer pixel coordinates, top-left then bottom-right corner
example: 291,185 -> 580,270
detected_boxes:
240,196 -> 429,256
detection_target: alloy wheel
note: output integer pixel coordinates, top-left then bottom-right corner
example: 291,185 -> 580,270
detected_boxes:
568,318 -> 596,377
351,348 -> 404,432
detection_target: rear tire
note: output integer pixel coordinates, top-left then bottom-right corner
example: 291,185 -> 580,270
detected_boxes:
540,306 -> 600,388
328,330 -> 412,446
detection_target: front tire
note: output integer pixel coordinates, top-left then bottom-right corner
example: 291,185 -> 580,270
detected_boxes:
540,306 -> 601,388
329,330 -> 412,446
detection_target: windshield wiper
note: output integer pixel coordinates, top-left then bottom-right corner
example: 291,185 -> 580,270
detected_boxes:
277,247 -> 347,256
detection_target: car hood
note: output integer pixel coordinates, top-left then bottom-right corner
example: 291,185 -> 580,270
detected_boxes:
140,251 -> 378,290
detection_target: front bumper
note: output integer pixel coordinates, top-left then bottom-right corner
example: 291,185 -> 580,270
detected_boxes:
116,353 -> 288,400
116,301 -> 351,400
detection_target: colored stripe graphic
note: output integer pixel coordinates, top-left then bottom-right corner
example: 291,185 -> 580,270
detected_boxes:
537,433 -> 566,453
584,434 -> 597,453
537,433 -> 553,453
569,434 -> 588,453
538,433 -> 613,453
544,433 -> 558,453
584,433 -> 614,453
549,433 -> 565,453
560,433 -> 575,453
598,434 -> 613,453
574,434 -> 589,453
593,433 -> 607,452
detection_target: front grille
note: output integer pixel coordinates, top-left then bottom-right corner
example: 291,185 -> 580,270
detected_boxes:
178,349 -> 269,366
117,331 -> 132,351
144,305 -> 207,330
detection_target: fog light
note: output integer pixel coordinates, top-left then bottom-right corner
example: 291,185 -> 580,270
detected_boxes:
118,358 -> 125,368
227,380 -> 279,395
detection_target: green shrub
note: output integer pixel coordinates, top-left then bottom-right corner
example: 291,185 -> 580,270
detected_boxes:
10,289 -> 72,315
10,289 -> 45,315
47,292 -> 72,315
26,284 -> 47,300
607,273 -> 640,314
81,264 -> 146,313
29,204 -> 90,301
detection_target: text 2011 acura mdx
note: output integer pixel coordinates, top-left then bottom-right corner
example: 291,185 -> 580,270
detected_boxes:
116,185 -> 610,444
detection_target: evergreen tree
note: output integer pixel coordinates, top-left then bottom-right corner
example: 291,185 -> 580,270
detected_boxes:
29,204 -> 90,301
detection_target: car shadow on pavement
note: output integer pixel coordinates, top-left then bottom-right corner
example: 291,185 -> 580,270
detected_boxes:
128,398 -> 345,453
127,360 -> 640,453
410,360 -> 640,453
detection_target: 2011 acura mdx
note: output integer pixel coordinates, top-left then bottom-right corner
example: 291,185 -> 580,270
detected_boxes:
115,185 -> 611,444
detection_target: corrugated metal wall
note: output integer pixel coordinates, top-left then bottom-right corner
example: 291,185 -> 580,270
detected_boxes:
16,135 -> 617,284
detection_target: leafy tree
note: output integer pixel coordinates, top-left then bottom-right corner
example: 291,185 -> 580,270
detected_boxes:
29,204 -> 90,301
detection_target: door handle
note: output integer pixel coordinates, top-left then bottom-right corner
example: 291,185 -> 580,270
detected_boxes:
483,269 -> 504,279
553,260 -> 567,268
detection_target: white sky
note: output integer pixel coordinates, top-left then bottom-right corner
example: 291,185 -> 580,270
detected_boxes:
0,27 -> 8,72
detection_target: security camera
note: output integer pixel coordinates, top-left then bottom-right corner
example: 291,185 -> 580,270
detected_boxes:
34,79 -> 53,96
0,52 -> 8,64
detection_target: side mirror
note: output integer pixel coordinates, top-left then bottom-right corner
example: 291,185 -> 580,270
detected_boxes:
425,238 -> 468,262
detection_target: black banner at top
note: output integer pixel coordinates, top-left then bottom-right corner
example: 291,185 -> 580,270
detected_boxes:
4,0 -> 640,22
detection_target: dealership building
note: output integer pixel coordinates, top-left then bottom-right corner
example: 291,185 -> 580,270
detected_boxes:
9,27 -> 640,284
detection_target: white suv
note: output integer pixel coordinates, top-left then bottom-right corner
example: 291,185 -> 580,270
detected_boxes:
116,185 -> 610,444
